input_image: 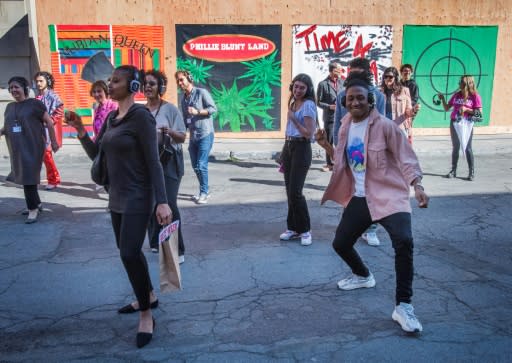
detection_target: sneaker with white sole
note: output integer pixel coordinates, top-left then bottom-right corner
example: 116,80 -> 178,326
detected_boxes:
362,232 -> 381,246
196,193 -> 209,204
337,272 -> 376,290
280,230 -> 299,241
300,231 -> 312,246
178,255 -> 185,264
193,192 -> 210,203
392,302 -> 423,333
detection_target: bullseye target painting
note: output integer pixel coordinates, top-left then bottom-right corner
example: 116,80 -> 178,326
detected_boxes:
402,25 -> 498,127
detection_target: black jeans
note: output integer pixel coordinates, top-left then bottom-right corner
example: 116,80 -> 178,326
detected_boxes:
281,140 -> 312,234
148,175 -> 184,255
450,121 -> 474,171
324,121 -> 334,166
111,212 -> 153,311
23,185 -> 41,210
332,197 -> 414,305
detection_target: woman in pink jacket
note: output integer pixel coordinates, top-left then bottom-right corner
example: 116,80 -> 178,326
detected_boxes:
380,67 -> 419,143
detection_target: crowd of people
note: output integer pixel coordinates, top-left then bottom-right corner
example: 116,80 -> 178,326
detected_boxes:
0,57 -> 484,346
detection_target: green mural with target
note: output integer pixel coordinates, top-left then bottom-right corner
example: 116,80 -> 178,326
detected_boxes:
402,25 -> 498,127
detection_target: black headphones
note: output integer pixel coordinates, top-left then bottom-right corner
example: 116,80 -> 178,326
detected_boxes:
157,75 -> 167,95
128,68 -> 141,93
184,71 -> 193,83
45,73 -> 53,88
341,92 -> 375,107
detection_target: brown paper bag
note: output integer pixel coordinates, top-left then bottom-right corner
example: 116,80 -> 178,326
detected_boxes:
158,221 -> 182,293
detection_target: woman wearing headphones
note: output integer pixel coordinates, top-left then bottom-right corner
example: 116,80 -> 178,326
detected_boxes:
279,73 -> 317,246
143,69 -> 187,260
64,65 -> 172,348
34,71 -> 63,190
1,76 -> 59,223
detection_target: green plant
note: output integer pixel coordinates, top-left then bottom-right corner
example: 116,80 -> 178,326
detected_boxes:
239,50 -> 281,101
210,80 -> 273,132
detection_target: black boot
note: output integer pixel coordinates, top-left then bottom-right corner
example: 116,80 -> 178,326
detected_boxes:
445,169 -> 456,178
468,169 -> 474,181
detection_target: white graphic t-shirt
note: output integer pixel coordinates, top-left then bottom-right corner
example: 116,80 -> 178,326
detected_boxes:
346,118 -> 369,197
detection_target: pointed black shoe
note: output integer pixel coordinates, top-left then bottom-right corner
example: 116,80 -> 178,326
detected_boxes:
445,169 -> 456,178
136,318 -> 155,348
118,300 -> 158,314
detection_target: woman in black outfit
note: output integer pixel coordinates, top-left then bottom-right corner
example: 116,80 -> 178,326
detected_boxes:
65,65 -> 171,348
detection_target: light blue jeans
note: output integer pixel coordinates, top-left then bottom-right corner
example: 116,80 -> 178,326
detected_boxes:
189,133 -> 214,195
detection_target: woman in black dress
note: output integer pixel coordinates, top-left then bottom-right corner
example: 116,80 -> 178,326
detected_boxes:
65,66 -> 172,348
1,76 -> 59,223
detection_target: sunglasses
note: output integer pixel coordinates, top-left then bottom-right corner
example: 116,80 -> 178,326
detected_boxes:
384,75 -> 394,79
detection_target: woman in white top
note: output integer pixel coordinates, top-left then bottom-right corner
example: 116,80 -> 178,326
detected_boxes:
279,73 -> 317,246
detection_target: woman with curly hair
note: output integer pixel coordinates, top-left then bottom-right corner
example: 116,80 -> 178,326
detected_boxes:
143,69 -> 186,260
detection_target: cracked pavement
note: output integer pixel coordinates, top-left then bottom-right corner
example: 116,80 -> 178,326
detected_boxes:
0,150 -> 511,362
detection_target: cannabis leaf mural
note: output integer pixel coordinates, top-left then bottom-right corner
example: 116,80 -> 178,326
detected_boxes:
210,80 -> 273,132
176,25 -> 282,133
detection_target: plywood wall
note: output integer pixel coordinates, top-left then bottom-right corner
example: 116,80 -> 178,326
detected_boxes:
35,0 -> 512,137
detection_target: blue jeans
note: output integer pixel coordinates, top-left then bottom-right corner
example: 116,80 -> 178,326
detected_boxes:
189,133 -> 214,194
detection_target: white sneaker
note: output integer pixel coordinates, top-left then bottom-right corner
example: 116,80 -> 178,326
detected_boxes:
362,232 -> 380,246
151,247 -> 158,253
300,231 -> 312,246
193,192 -> 210,203
196,193 -> 209,204
279,230 -> 299,241
392,303 -> 423,333
337,272 -> 376,290
178,255 -> 185,264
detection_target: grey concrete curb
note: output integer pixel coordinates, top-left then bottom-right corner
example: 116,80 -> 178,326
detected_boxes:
1,135 -> 511,163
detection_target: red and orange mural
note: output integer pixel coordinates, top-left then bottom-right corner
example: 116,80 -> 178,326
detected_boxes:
48,24 -> 164,136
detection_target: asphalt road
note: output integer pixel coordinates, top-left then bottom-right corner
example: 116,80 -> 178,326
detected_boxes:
0,152 -> 511,362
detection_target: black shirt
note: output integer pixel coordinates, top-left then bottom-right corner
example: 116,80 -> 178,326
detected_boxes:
80,104 -> 167,214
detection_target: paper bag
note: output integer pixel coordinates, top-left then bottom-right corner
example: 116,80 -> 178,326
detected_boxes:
158,220 -> 182,293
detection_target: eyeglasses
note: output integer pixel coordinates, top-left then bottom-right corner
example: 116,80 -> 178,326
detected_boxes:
144,81 -> 157,86
384,75 -> 394,79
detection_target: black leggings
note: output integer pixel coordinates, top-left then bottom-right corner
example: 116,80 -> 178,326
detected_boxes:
23,185 -> 41,210
111,212 -> 153,311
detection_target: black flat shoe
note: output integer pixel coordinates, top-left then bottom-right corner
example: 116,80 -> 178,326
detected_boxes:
136,318 -> 155,348
118,299 -> 158,314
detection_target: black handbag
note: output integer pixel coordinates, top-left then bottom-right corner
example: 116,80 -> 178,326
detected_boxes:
91,119 -> 110,186
159,132 -> 175,165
